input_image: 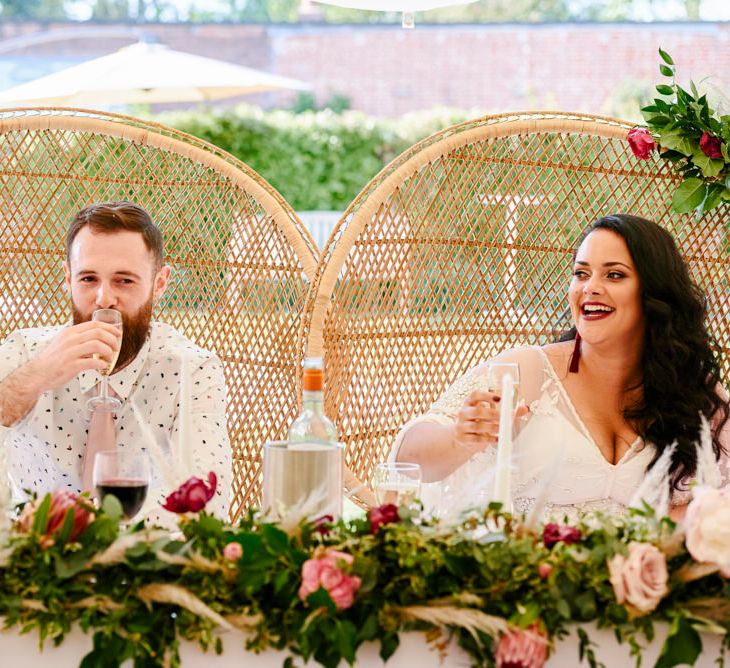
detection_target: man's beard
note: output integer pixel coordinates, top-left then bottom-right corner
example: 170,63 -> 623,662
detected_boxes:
73,297 -> 153,372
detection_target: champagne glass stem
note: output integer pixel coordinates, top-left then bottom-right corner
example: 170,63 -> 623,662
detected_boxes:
100,376 -> 109,402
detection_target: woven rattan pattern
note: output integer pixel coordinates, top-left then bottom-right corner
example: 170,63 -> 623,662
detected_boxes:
0,107 -> 318,520
302,112 -> 730,501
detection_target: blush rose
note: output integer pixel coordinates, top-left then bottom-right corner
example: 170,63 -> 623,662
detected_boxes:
684,486 -> 730,577
607,542 -> 669,615
298,549 -> 362,610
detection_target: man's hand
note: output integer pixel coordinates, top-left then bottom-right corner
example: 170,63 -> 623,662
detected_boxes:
25,321 -> 121,393
0,322 -> 120,427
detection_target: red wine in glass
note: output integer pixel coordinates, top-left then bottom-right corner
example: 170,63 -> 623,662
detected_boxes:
96,479 -> 148,520
93,450 -> 150,522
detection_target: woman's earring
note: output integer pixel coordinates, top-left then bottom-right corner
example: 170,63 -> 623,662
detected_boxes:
568,332 -> 581,373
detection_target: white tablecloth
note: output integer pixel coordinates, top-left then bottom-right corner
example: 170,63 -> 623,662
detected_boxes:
1,622 -> 724,666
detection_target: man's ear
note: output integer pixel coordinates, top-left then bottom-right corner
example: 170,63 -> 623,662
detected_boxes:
62,260 -> 71,295
153,265 -> 171,301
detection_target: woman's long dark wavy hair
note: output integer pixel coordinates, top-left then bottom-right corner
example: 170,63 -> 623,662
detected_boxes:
561,213 -> 728,489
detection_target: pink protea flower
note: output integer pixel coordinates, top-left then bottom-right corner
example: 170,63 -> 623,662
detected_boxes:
18,490 -> 93,549
495,623 -> 549,668
627,127 -> 656,160
298,548 -> 362,610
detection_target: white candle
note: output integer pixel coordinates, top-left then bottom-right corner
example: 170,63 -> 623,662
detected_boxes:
178,352 -> 194,478
493,373 -> 514,511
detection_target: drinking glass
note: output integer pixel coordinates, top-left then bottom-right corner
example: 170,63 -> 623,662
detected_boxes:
484,361 -> 520,404
87,308 -> 123,413
93,450 -> 150,522
372,462 -> 421,506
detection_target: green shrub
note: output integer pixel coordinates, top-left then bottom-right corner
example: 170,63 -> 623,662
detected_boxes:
153,105 -> 476,211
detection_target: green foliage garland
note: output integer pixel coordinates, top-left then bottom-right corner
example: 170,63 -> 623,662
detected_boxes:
1,493 -> 729,668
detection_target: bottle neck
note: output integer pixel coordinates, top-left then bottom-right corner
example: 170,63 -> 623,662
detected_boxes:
302,389 -> 324,409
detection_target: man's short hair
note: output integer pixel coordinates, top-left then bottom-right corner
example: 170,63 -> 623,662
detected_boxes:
66,201 -> 164,270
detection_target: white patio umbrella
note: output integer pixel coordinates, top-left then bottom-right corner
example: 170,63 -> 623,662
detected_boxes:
312,0 -> 478,27
0,41 -> 310,107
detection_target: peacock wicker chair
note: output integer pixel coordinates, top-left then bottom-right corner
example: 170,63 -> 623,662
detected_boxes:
301,111 -> 730,505
0,107 -> 319,520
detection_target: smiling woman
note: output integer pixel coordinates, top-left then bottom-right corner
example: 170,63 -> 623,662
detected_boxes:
392,213 -> 730,520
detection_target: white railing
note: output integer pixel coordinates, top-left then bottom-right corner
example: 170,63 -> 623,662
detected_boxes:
297,211 -> 340,251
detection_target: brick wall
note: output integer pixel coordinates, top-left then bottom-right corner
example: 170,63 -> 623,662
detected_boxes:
0,20 -> 728,117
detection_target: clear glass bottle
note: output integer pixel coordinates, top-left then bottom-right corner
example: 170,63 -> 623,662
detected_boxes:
288,358 -> 338,444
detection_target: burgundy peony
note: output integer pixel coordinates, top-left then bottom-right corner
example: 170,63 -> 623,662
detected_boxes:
298,549 -> 362,610
368,503 -> 400,534
699,132 -> 723,159
162,472 -> 217,513
543,523 -> 581,549
312,514 -> 334,535
18,490 -> 93,549
495,623 -> 548,668
627,127 -> 656,160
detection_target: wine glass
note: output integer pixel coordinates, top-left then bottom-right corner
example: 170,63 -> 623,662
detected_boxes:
484,361 -> 520,404
87,308 -> 123,413
372,462 -> 421,506
93,450 -> 150,522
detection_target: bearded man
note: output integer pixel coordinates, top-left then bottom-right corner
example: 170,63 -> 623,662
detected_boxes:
0,202 -> 231,518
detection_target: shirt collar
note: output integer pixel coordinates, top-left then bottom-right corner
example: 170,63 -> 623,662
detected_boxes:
79,335 -> 151,401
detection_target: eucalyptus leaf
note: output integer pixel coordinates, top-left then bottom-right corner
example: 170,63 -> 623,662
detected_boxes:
658,48 -> 674,65
660,64 -> 673,77
671,178 -> 707,213
656,84 -> 674,96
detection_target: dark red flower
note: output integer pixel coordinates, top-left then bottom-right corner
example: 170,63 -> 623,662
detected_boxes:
368,503 -> 400,534
313,514 -> 334,535
699,132 -> 723,159
543,522 -> 581,549
627,127 -> 656,160
162,472 -> 217,513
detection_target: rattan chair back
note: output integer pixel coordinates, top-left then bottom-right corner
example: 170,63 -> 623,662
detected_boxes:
0,108 -> 318,519
302,112 -> 730,501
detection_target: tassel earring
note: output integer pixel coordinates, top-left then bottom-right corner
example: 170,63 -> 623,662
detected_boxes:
568,332 -> 581,373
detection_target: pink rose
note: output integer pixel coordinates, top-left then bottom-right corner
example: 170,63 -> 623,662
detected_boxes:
607,542 -> 668,615
298,549 -> 362,610
162,472 -> 217,513
542,523 -> 581,549
18,490 -> 93,549
684,486 -> 730,577
627,127 -> 656,160
495,623 -> 548,668
223,542 -> 243,561
368,503 -> 400,534
699,132 -> 723,159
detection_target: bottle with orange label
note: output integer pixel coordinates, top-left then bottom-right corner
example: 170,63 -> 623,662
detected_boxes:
288,358 -> 338,445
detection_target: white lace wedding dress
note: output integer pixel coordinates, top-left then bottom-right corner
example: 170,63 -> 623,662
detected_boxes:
390,346 -> 730,522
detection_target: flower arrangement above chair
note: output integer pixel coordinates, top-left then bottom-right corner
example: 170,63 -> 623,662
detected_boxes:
627,49 -> 729,216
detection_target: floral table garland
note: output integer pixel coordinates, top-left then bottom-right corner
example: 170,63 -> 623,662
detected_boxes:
0,472 -> 729,668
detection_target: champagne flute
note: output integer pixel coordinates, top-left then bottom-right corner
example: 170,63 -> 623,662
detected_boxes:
87,308 -> 123,413
372,462 -> 421,506
484,362 -> 520,404
93,450 -> 150,522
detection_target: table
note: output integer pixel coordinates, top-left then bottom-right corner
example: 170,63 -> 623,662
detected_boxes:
1,622 -> 724,666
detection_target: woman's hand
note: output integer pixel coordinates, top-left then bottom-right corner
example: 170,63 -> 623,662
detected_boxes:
454,390 -> 528,454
